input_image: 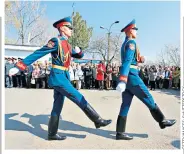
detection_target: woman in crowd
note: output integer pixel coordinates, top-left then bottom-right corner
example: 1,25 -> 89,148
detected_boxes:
96,61 -> 106,90
75,64 -> 84,90
105,64 -> 112,90
143,67 -> 149,87
149,67 -> 157,90
172,67 -> 180,89
69,64 -> 75,87
112,64 -> 119,90
32,63 -> 41,88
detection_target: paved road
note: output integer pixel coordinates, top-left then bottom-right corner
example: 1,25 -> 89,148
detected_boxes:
5,88 -> 180,149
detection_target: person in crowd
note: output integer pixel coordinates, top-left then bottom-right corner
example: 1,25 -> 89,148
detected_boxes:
25,64 -> 33,88
83,63 -> 92,89
91,64 -> 97,89
172,67 -> 180,89
155,67 -> 161,89
149,67 -> 157,90
75,64 -> 84,90
32,63 -> 41,88
178,67 -> 180,89
12,57 -> 18,87
16,58 -> 22,88
5,57 -> 14,88
96,61 -> 106,90
143,67 -> 149,87
4,57 -> 8,87
163,67 -> 170,89
39,63 -> 47,88
112,64 -> 119,90
169,67 -> 173,89
69,64 -> 75,87
105,64 -> 113,90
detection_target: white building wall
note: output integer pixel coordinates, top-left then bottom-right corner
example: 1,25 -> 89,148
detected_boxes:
5,45 -> 51,62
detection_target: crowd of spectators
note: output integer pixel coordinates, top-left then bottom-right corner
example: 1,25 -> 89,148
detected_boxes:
5,57 -> 181,91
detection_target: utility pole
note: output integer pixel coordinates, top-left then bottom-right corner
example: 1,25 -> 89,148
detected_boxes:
107,32 -> 110,64
100,21 -> 119,63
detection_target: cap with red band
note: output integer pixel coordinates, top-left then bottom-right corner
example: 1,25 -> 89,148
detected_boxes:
53,16 -> 72,29
121,19 -> 138,32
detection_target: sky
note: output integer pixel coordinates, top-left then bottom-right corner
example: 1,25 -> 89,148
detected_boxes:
6,1 -> 180,62
40,1 -> 180,61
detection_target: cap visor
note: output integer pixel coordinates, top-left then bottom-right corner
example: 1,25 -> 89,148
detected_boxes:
121,28 -> 124,32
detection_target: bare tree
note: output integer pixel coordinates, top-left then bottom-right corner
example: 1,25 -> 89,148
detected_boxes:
5,1 -> 51,45
156,49 -> 168,67
87,33 -> 122,63
109,33 -> 122,63
88,36 -> 108,61
165,45 -> 180,67
156,45 -> 180,67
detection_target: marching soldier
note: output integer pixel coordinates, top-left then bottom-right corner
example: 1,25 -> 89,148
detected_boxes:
9,16 -> 112,141
115,19 -> 176,140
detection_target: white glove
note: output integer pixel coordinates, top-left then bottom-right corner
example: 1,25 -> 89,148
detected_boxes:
116,82 -> 126,93
9,67 -> 19,76
75,46 -> 81,53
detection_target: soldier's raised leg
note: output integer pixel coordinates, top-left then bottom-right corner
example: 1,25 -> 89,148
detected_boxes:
53,78 -> 112,129
128,82 -> 176,130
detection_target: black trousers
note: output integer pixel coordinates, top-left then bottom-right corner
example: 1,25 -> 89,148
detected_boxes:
26,75 -> 32,88
92,78 -> 96,88
85,77 -> 91,89
112,80 -> 118,89
163,79 -> 169,89
21,75 -> 27,88
150,81 -> 155,90
12,76 -> 17,87
16,75 -> 21,87
155,79 -> 160,89
98,80 -> 104,90
143,78 -> 149,87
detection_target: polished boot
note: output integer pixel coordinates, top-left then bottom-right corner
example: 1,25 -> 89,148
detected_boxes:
150,104 -> 176,129
116,116 -> 133,140
83,104 -> 112,128
48,116 -> 66,140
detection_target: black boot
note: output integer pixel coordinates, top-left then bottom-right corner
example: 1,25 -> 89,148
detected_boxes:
83,104 -> 112,128
116,116 -> 133,140
48,116 -> 66,140
150,104 -> 176,129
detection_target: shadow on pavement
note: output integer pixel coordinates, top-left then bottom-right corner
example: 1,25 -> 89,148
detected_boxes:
5,113 -> 86,140
155,89 -> 180,101
171,139 -> 180,149
5,113 -> 148,140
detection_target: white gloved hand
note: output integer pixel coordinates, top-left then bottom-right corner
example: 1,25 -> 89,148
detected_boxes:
9,67 -> 19,76
116,82 -> 126,93
75,46 -> 81,53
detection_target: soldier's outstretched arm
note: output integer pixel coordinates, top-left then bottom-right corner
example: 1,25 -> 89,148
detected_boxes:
9,38 -> 58,76
71,46 -> 84,58
16,38 -> 58,71
119,40 -> 136,84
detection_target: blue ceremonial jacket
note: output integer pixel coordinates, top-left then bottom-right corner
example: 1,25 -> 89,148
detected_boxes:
119,36 -> 143,86
15,36 -> 84,87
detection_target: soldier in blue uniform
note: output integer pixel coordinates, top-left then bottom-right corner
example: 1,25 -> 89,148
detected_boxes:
9,17 -> 112,141
115,19 -> 176,140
